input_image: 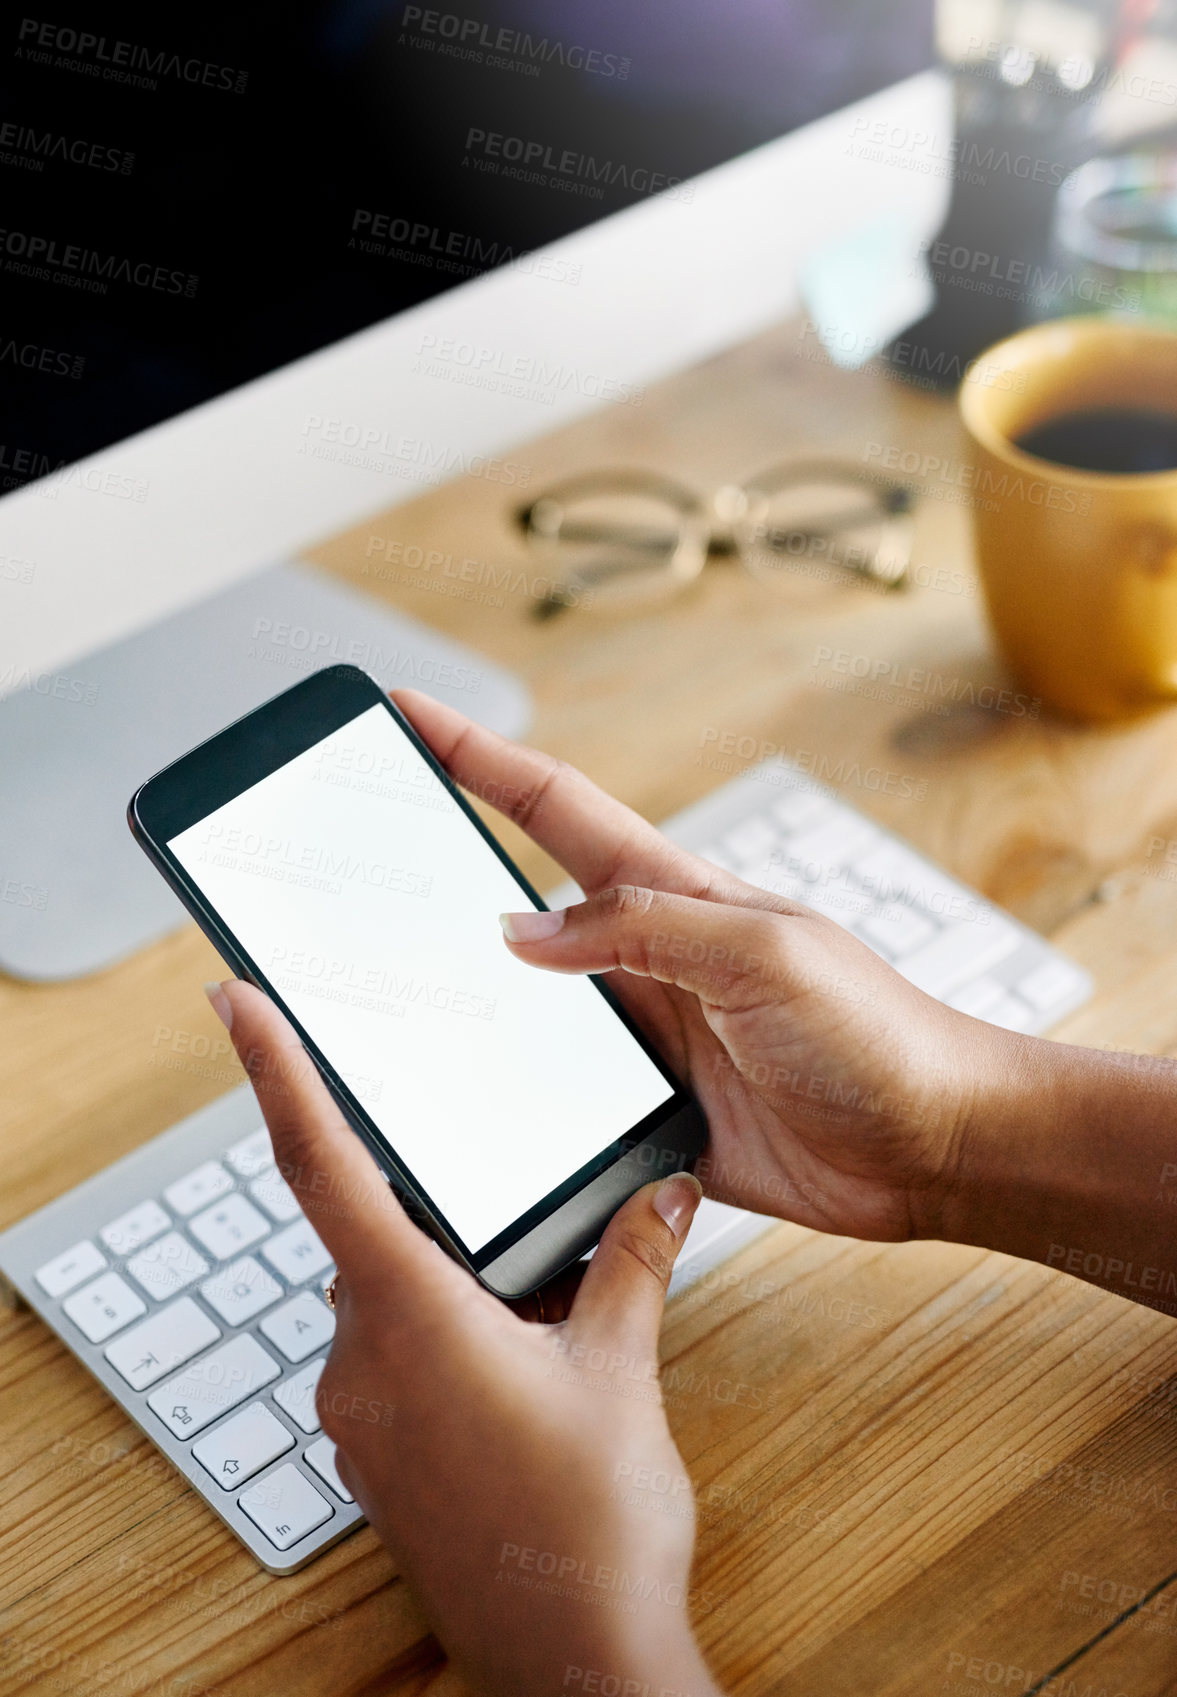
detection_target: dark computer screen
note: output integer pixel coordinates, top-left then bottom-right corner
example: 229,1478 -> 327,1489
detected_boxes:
0,0 -> 934,488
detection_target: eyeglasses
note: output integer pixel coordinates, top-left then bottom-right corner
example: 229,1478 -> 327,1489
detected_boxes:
515,460 -> 915,618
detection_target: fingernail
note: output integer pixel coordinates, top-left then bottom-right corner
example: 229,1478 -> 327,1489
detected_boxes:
499,908 -> 566,943
204,980 -> 233,1031
653,1173 -> 703,1239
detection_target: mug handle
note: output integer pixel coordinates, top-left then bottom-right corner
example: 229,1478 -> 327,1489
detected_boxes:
1132,521 -> 1177,578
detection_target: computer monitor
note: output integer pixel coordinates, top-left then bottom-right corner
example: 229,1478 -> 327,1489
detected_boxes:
1,0 -> 943,978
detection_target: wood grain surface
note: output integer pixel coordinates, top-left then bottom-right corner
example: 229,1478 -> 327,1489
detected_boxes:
3,315 -> 1177,1696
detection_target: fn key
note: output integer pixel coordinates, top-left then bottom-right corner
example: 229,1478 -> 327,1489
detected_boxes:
239,1462 -> 333,1550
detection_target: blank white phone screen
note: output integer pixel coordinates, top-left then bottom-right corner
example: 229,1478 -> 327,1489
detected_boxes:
168,703 -> 675,1254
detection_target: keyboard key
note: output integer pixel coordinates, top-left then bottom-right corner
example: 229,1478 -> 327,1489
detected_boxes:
986,993 -> 1038,1033
188,1194 -> 271,1261
238,1462 -> 332,1550
720,815 -> 779,867
125,1232 -> 210,1302
894,917 -> 1021,999
1016,956 -> 1089,1014
147,1334 -> 280,1437
770,787 -> 835,833
857,905 -> 935,960
273,1359 -> 325,1434
104,1296 -> 220,1391
765,868 -> 859,923
35,1239 -> 106,1298
201,1256 -> 283,1326
100,1200 -> 171,1258
226,1128 -> 275,1179
193,1402 -> 294,1488
260,1292 -> 335,1363
262,1220 -> 332,1285
249,1170 -> 302,1223
945,975 -> 1008,1019
164,1161 -> 234,1217
852,840 -> 967,914
62,1272 -> 146,1343
698,843 -> 741,876
781,810 -> 879,877
305,1437 -> 353,1503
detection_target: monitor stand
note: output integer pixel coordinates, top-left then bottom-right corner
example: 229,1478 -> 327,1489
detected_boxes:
0,560 -> 531,982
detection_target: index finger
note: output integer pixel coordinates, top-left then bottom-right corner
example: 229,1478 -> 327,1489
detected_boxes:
392,687 -> 720,900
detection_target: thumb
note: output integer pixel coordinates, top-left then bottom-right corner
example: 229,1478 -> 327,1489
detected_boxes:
207,978 -> 442,1292
501,884 -> 804,1009
567,1173 -> 702,1360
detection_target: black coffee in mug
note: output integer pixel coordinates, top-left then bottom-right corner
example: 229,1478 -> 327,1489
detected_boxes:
1015,407 -> 1177,475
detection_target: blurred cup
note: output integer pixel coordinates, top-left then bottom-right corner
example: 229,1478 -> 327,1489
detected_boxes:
960,316 -> 1177,721
1036,152 -> 1177,327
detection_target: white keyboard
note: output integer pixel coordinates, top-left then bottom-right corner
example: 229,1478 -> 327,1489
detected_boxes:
549,755 -> 1095,1294
0,1092 -> 361,1574
658,756 -> 1092,1025
0,756 -> 1093,1570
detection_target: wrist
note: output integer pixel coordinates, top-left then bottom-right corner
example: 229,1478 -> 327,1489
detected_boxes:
932,1026 -> 1177,1287
933,1025 -> 1061,1250
497,1602 -> 721,1697
616,1637 -> 721,1697
905,1010 -> 1018,1244
575,1617 -> 721,1697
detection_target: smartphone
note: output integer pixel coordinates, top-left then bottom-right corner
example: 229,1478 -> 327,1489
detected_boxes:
128,664 -> 706,1298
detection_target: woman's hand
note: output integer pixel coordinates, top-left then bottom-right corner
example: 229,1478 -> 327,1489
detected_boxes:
392,692 -> 1177,1306
393,689 -> 1006,1245
210,979 -> 723,1697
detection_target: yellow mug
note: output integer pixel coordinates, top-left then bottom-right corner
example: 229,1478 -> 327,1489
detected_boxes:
959,316 -> 1177,722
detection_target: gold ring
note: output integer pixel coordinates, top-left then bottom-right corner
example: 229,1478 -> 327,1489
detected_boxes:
534,1287 -> 546,1323
324,1273 -> 341,1311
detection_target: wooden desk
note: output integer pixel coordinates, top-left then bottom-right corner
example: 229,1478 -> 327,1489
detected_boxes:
5,317 -> 1177,1697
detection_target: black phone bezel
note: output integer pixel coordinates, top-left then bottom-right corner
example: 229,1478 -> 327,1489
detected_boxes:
128,664 -> 699,1285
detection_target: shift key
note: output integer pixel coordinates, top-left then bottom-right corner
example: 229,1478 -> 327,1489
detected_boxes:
148,1334 -> 279,1438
